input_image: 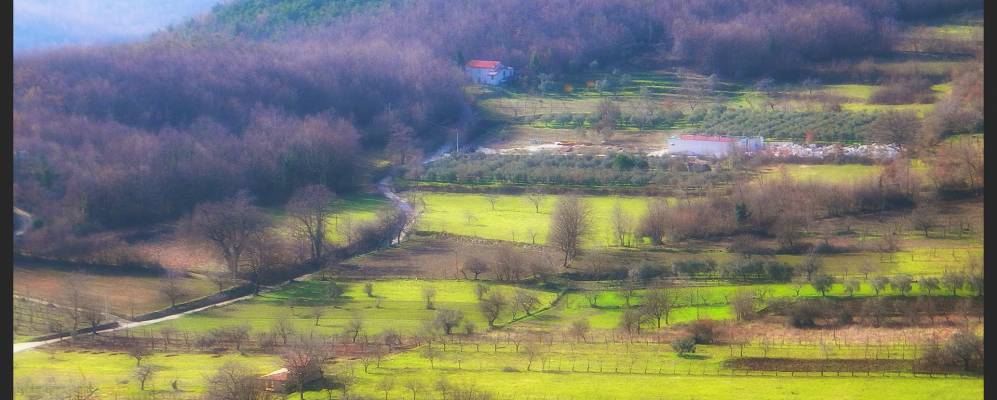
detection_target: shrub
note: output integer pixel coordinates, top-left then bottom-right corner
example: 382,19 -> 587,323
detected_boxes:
687,320 -> 717,344
787,300 -> 822,328
671,334 -> 697,356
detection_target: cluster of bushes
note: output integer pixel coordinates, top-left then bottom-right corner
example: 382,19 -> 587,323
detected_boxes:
696,108 -> 877,142
639,159 -> 917,243
568,257 -> 796,283
922,63 -> 983,139
920,329 -> 985,373
420,153 -> 733,187
927,136 -> 983,197
779,294 -> 981,331
868,77 -> 937,105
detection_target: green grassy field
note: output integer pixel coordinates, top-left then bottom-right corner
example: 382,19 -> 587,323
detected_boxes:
17,339 -> 981,400
13,349 -> 279,398
758,164 -> 883,184
414,192 -> 666,246
325,342 -> 982,400
143,280 -> 559,337
271,194 -> 389,245
522,281 -> 973,332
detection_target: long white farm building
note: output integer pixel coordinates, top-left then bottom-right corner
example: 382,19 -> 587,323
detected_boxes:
667,134 -> 764,157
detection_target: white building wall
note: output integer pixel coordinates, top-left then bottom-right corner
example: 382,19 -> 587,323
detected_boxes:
668,136 -> 765,157
667,138 -> 733,157
465,66 -> 513,85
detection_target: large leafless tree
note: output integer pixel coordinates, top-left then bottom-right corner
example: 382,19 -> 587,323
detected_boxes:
187,192 -> 270,274
547,196 -> 592,267
286,185 -> 336,264
283,338 -> 330,400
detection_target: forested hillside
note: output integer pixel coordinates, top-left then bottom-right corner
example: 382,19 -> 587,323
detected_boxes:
12,0 -> 982,253
183,0 -> 388,38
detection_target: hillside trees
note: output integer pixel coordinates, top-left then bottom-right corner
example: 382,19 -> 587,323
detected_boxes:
13,34 -> 466,237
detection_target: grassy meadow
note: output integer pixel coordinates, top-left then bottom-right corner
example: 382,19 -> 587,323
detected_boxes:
414,192 -> 665,246
142,280 -> 559,337
326,341 -> 983,400
13,350 -> 280,398
271,194 -> 390,245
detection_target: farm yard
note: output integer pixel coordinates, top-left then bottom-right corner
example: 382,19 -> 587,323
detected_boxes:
10,1 -> 984,399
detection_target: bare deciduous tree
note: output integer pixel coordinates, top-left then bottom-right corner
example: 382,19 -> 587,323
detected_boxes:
611,201 -> 634,247
512,290 -> 540,318
127,341 -> 151,366
526,191 -> 545,213
283,338 -> 329,400
287,185 -> 335,264
242,230 -> 284,295
160,270 -> 189,308
376,377 -> 395,400
80,295 -> 104,336
463,257 -> 489,280
548,196 -> 592,267
570,319 -> 591,342
345,318 -> 364,343
485,195 -> 499,211
133,365 -> 158,391
187,192 -> 270,274
641,289 -> 674,327
637,199 -> 669,245
433,309 -> 464,335
493,244 -> 524,281
478,291 -> 507,328
868,110 -> 922,151
403,379 -> 424,400
422,286 -> 437,310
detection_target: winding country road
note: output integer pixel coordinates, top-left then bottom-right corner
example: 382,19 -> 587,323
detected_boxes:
13,292 -> 255,353
376,142 -> 453,245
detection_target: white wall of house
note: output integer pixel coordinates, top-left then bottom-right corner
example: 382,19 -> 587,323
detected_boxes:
465,66 -> 513,85
667,136 -> 765,157
667,137 -> 734,157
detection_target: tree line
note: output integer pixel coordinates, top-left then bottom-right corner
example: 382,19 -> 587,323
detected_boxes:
420,153 -> 735,187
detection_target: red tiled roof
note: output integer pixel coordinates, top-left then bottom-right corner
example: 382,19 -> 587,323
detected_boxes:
466,60 -> 501,69
678,134 -> 736,143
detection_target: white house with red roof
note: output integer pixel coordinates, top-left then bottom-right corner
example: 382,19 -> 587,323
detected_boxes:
667,134 -> 764,157
464,59 -> 514,85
